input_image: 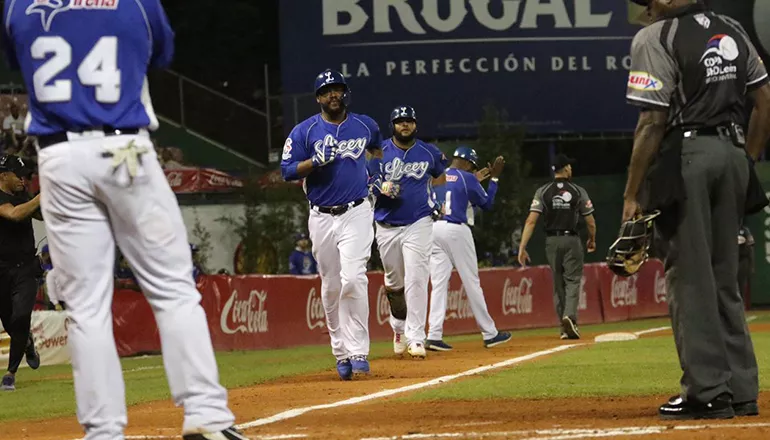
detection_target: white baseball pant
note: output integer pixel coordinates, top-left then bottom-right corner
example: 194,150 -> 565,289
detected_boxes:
375,216 -> 433,345
308,199 -> 373,360
428,220 -> 497,341
37,131 -> 234,440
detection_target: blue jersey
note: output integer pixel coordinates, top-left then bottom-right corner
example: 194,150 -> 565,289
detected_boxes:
372,139 -> 446,225
281,113 -> 381,207
289,249 -> 317,275
441,168 -> 498,226
3,0 -> 174,136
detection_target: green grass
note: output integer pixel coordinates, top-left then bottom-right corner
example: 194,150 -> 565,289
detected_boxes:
407,331 -> 770,401
2,312 -> 766,422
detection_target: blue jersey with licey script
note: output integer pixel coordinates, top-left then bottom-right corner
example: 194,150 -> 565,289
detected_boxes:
441,168 -> 498,226
281,112 -> 382,207
2,0 -> 174,136
373,138 -> 446,225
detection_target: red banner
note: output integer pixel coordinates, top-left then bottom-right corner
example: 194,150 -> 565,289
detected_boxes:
164,168 -> 244,193
596,259 -> 668,322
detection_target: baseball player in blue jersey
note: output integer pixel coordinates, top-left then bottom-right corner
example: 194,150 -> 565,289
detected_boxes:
368,106 -> 447,358
3,2 -> 244,439
280,70 -> 381,380
426,147 -> 512,351
289,232 -> 317,275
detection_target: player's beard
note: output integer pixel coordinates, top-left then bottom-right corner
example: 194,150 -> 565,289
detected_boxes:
394,130 -> 416,144
321,98 -> 346,118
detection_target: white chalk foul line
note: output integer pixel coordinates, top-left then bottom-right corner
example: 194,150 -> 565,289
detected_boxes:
360,423 -> 770,440
235,344 -> 582,430
124,366 -> 164,373
632,326 -> 670,336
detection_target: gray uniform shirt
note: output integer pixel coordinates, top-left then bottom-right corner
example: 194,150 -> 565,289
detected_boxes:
625,4 -> 768,129
530,179 -> 594,232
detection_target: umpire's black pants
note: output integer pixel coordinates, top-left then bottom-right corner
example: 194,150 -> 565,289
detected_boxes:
0,258 -> 40,374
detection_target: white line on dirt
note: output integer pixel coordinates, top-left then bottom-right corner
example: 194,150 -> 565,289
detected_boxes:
361,422 -> 770,440
235,344 -> 582,430
632,326 -> 670,336
123,366 -> 164,373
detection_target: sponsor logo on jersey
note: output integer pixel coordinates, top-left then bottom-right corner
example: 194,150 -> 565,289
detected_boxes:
384,157 -> 430,181
306,287 -> 325,330
27,0 -> 119,32
610,274 -> 638,308
530,198 -> 540,209
502,277 -> 533,315
313,134 -> 367,160
282,138 -> 293,161
220,289 -> 269,334
627,71 -> 664,91
551,190 -> 573,209
701,34 -> 739,84
585,199 -> 593,209
694,13 -> 711,29
446,174 -> 458,182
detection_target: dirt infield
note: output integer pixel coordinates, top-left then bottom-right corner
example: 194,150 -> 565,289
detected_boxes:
3,325 -> 769,440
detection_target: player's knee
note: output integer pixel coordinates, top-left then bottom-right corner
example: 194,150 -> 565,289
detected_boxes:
386,287 -> 407,320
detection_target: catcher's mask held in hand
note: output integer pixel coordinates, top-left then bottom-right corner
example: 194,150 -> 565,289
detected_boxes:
606,210 -> 661,277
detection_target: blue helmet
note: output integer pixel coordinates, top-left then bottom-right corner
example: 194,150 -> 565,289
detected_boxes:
390,105 -> 418,133
453,146 -> 479,169
314,69 -> 350,105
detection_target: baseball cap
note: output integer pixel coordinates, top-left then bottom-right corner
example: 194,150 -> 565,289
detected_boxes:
0,155 -> 33,177
551,153 -> 576,172
295,232 -> 309,242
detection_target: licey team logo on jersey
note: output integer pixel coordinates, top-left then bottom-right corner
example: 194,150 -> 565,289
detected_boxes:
26,0 -> 119,32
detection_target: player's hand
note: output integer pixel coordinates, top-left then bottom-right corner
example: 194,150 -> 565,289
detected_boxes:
622,198 -> 640,222
586,238 -> 596,253
475,167 -> 491,182
312,140 -> 338,167
518,248 -> 530,267
490,156 -> 505,178
381,181 -> 400,198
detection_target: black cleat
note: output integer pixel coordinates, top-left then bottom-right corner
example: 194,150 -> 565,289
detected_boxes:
659,394 -> 735,420
733,400 -> 759,417
183,427 -> 250,440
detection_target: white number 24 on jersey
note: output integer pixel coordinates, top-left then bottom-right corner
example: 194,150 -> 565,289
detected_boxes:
31,36 -> 121,104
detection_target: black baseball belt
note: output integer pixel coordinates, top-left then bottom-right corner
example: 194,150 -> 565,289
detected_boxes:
37,127 -> 141,149
546,230 -> 578,237
682,123 -> 745,147
311,198 -> 365,216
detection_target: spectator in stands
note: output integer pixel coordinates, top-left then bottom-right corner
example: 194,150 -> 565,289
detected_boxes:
161,147 -> 187,169
114,252 -> 140,291
2,103 -> 25,152
289,233 -> 317,275
190,243 -> 205,280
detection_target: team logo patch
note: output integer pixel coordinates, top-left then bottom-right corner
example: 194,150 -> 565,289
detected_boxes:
700,34 -> 739,62
627,71 -> 664,91
530,199 -> 540,209
585,199 -> 593,209
27,0 -> 119,32
282,138 -> 293,161
446,174 -> 458,182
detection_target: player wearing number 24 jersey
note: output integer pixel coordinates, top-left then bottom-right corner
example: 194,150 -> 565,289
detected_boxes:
3,1 -> 245,439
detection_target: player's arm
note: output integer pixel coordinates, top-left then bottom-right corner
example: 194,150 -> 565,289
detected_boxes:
0,194 -> 41,222
746,83 -> 770,161
146,0 -> 176,69
578,187 -> 596,252
518,187 -> 544,266
468,156 -> 503,211
280,128 -> 314,181
622,27 -> 676,221
364,116 -> 384,154
288,253 -> 300,275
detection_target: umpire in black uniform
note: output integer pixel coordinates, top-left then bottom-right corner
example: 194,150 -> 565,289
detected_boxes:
518,154 -> 597,340
0,155 -> 42,391
623,0 -> 770,420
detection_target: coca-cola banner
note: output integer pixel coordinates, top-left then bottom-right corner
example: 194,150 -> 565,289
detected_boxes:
108,262 -> 667,356
596,259 -> 668,322
165,168 -> 245,194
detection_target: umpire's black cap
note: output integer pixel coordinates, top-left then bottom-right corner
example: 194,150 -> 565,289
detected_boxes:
0,155 -> 34,178
629,0 -> 649,5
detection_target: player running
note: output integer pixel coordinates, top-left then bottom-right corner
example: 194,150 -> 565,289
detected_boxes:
426,147 -> 512,351
281,70 -> 382,380
368,106 -> 447,358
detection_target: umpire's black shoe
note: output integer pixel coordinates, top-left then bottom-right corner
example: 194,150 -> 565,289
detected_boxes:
183,427 -> 250,440
733,400 -> 759,417
659,394 -> 735,420
561,316 -> 580,339
25,337 -> 40,370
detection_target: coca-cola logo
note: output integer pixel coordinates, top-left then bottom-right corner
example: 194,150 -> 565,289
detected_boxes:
502,277 -> 533,315
654,270 -> 667,304
376,285 -> 391,325
207,173 -> 244,188
220,289 -> 269,334
446,285 -> 473,320
306,287 -> 325,330
166,171 -> 183,188
578,276 -> 588,310
610,275 -> 638,308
